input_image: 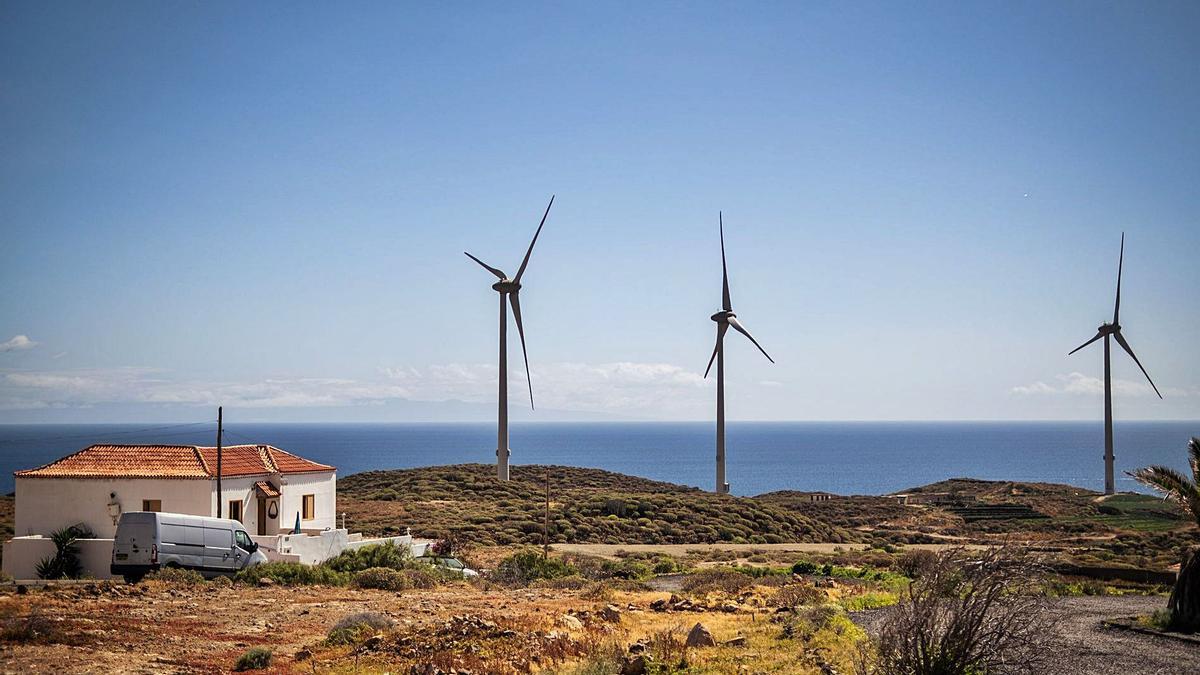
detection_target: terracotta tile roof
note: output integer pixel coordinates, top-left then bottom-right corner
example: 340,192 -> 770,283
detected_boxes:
16,444 -> 334,479
254,481 -> 281,498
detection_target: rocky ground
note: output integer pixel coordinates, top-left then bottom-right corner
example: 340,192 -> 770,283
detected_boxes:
1,576 -> 1194,674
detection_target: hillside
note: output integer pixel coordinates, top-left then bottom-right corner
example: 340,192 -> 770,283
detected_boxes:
339,464 -> 856,546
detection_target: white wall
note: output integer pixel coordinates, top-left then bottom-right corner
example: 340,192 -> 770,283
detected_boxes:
278,472 -> 336,533
213,476 -> 283,536
14,478 -> 210,538
2,537 -> 116,581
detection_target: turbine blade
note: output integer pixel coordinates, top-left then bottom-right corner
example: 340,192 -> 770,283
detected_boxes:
1068,331 -> 1104,356
704,323 -> 728,378
1113,232 -> 1124,325
514,195 -> 554,284
1114,330 -> 1162,399
728,316 -> 774,363
509,292 -> 534,409
464,252 -> 506,280
720,212 -> 732,312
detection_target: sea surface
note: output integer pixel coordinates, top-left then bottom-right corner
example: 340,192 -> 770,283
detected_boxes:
0,421 -> 1196,497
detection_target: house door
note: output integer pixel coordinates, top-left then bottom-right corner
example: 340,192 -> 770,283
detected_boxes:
257,498 -> 267,536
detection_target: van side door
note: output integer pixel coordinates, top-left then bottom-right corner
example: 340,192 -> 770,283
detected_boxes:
204,525 -> 235,573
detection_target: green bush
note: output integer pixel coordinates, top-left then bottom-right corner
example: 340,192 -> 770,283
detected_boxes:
494,549 -> 577,585
792,560 -> 820,575
324,542 -> 411,574
234,562 -> 348,587
353,567 -> 409,591
35,524 -> 95,580
326,611 -> 394,645
234,647 -> 272,671
145,567 -> 206,585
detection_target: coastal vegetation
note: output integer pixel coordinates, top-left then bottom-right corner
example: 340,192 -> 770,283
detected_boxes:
1129,436 -> 1200,632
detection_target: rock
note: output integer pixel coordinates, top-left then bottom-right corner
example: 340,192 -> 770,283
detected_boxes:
599,604 -> 622,623
294,649 -> 312,661
720,603 -> 740,613
649,598 -> 668,611
724,636 -> 748,647
620,654 -> 649,675
363,634 -> 384,650
685,622 -> 717,648
257,577 -> 275,587
557,614 -> 584,630
628,642 -> 646,655
16,585 -> 26,595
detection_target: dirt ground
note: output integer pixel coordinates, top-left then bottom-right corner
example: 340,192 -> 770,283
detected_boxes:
853,595 -> 1200,675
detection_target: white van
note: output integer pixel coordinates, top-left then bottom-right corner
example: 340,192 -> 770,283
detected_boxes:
111,511 -> 268,582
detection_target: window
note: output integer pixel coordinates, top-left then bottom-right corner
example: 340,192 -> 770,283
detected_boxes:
229,500 -> 243,523
142,499 -> 162,512
302,494 -> 315,520
234,530 -> 253,551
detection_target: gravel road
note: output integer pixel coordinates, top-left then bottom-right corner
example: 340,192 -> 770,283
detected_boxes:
854,595 -> 1200,675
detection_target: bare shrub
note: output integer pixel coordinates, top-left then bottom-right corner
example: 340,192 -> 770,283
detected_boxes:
679,568 -> 754,596
770,583 -> 825,608
327,611 -> 395,645
896,549 -> 938,579
863,546 -> 1054,675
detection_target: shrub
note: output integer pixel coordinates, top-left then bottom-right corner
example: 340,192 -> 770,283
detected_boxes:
679,567 -> 754,596
327,611 -> 394,645
234,562 -> 348,587
792,559 -> 821,575
493,549 -> 577,585
234,647 -> 272,671
896,549 -> 938,579
353,567 -> 409,591
866,546 -> 1053,675
211,575 -> 233,588
145,567 -> 205,585
323,542 -> 411,574
781,604 -> 842,640
771,583 -> 825,608
35,524 -> 95,580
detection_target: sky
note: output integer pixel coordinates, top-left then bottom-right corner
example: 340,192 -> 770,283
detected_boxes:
1,1 -> 1198,423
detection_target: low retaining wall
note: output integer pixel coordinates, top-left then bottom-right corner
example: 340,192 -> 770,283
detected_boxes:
3,537 -> 117,581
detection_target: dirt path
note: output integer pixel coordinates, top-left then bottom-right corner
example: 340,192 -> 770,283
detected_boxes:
551,542 -> 984,559
854,596 -> 1200,675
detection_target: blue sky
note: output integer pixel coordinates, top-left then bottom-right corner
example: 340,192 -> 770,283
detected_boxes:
1,1 -> 1197,423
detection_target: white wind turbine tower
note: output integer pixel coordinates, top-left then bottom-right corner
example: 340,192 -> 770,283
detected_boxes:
1068,233 -> 1162,495
703,213 -> 774,494
464,196 -> 554,481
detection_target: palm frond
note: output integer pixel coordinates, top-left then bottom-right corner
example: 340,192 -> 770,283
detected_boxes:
1128,465 -> 1200,523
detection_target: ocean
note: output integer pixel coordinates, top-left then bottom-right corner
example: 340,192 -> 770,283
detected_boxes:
0,421 -> 1195,497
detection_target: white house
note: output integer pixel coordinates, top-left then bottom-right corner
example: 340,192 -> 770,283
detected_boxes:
11,443 -> 337,538
2,443 -> 424,580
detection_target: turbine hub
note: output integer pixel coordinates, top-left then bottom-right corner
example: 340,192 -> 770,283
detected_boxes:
711,310 -> 735,323
492,280 -> 521,293
1098,322 -> 1117,334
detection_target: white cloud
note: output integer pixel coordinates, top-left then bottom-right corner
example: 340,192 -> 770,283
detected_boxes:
385,361 -> 709,416
0,335 -> 37,352
0,361 -> 714,416
1011,372 -> 1191,398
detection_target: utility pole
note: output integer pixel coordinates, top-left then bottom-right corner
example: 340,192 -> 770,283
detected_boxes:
543,468 -> 551,559
216,406 -> 224,518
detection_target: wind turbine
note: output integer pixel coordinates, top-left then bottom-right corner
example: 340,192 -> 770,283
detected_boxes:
1068,233 -> 1162,495
703,213 -> 774,494
465,196 -> 554,481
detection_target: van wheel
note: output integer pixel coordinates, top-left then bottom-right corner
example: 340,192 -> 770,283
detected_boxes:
123,574 -> 144,584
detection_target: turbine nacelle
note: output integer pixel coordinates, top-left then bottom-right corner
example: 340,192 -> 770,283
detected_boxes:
711,310 -> 736,323
492,280 -> 521,294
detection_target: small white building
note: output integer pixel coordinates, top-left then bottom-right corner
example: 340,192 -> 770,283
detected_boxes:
11,443 -> 337,538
